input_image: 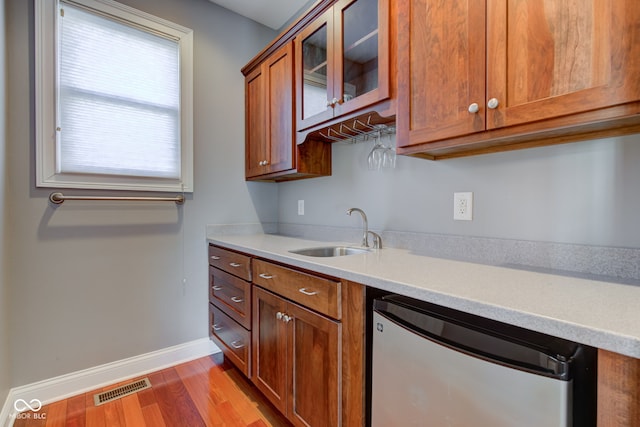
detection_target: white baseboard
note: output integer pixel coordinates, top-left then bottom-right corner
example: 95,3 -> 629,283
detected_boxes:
0,338 -> 219,427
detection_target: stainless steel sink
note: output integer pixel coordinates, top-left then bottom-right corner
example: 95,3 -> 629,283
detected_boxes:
289,246 -> 371,257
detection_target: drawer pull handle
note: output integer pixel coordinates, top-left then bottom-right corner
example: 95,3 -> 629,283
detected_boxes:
231,296 -> 243,303
229,262 -> 241,268
212,286 -> 222,291
212,323 -> 223,331
299,288 -> 318,296
259,273 -> 273,279
210,256 -> 221,260
230,340 -> 245,349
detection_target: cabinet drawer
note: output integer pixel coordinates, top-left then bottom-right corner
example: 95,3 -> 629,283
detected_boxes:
208,245 -> 252,281
209,303 -> 251,376
253,259 -> 342,320
210,266 -> 251,329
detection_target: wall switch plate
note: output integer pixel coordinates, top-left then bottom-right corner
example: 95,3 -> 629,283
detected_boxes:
298,200 -> 304,216
454,192 -> 473,220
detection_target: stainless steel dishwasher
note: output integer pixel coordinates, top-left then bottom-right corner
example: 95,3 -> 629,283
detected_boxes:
371,295 -> 596,426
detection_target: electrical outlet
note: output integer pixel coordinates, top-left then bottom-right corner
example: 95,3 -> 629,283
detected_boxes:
298,200 -> 305,216
453,192 -> 473,220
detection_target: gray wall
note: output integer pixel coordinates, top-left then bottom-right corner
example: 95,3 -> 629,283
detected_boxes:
1,0 -> 11,405
279,134 -> 640,248
6,0 -> 277,386
277,0 -> 316,32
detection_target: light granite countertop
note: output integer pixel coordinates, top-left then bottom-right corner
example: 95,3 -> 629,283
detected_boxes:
207,233 -> 640,359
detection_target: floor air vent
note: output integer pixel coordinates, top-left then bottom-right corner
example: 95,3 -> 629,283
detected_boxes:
93,377 -> 151,406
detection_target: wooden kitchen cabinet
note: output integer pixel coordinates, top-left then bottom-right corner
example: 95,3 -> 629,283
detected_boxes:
245,42 -> 294,178
253,286 -> 340,427
245,42 -> 331,181
209,266 -> 251,329
253,258 -> 341,319
208,244 -> 251,280
397,0 -> 640,159
295,0 -> 391,132
597,349 -> 640,427
251,286 -> 288,413
242,0 -> 395,179
486,0 -> 640,129
209,303 -> 251,375
208,245 -> 252,376
251,258 -> 365,426
207,244 -> 365,425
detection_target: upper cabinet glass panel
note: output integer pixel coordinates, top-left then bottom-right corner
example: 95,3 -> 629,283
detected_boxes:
295,0 -> 389,132
342,0 -> 379,101
302,24 -> 329,120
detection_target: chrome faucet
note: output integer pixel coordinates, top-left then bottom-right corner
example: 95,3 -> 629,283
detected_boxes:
347,207 -> 384,248
347,208 -> 369,247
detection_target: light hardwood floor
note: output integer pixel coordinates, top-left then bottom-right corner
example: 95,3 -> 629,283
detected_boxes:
12,354 -> 291,427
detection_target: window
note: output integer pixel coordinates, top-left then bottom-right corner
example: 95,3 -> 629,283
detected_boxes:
36,0 -> 193,192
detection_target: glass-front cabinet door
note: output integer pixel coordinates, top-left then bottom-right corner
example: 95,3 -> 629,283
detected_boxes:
334,0 -> 388,117
297,10 -> 335,130
296,0 -> 389,131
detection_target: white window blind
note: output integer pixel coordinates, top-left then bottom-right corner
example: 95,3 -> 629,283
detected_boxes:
58,3 -> 181,179
35,0 -> 193,192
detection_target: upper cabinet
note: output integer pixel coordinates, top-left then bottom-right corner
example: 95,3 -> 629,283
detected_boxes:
242,0 -> 394,181
295,0 -> 391,132
245,42 -> 331,181
486,0 -> 640,129
245,43 -> 293,178
397,0 -> 640,159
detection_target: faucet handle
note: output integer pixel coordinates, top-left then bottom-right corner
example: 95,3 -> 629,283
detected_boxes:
367,231 -> 383,249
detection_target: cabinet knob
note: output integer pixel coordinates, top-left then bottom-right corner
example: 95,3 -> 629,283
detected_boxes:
210,255 -> 221,260
259,273 -> 273,279
229,262 -> 241,268
212,285 -> 222,291
487,98 -> 499,109
212,323 -> 222,331
276,312 -> 292,323
327,98 -> 339,107
231,296 -> 243,303
468,103 -> 479,114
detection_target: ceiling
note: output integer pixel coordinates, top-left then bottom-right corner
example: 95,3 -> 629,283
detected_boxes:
207,0 -> 311,30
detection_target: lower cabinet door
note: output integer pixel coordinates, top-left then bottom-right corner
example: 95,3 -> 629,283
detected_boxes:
252,286 -> 289,414
253,285 -> 341,427
289,301 -> 341,427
